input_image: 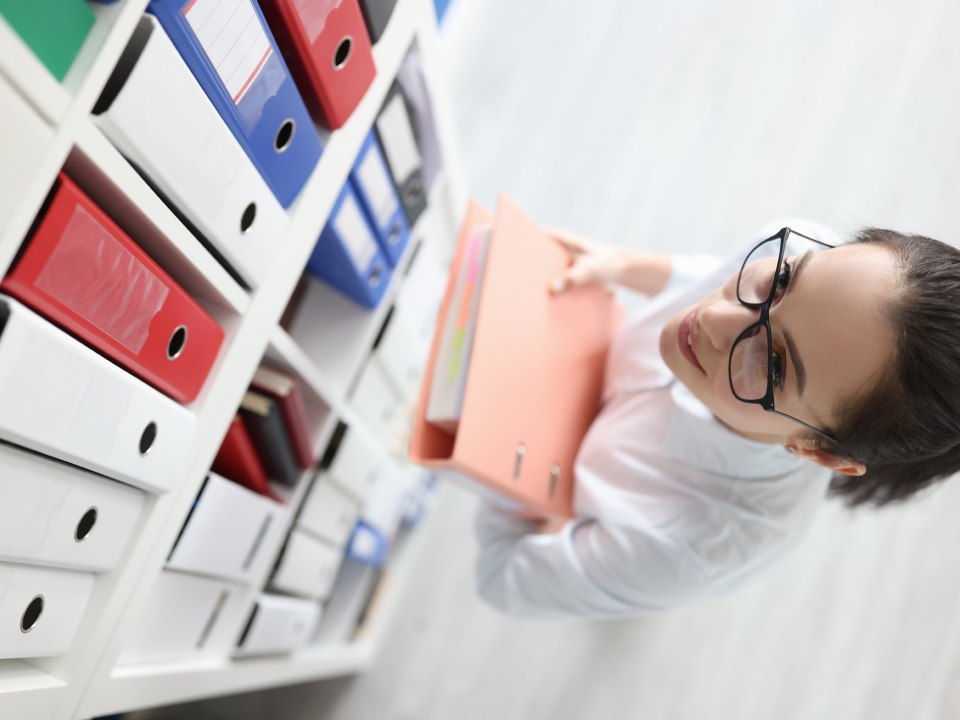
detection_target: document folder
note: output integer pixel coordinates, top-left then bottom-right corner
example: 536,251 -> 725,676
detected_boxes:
350,131 -> 410,266
118,569 -> 247,665
251,365 -> 315,468
148,0 -> 323,208
93,15 -> 290,289
213,414 -> 277,500
0,441 -> 144,572
2,173 -> 224,404
167,473 -> 285,584
259,0 -> 376,130
374,83 -> 427,226
240,390 -> 301,487
409,197 -> 624,519
234,593 -> 321,657
0,295 -> 197,494
358,0 -> 397,43
306,182 -> 392,308
0,561 -> 94,659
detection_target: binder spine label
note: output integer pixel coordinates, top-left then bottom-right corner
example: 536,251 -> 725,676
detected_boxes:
357,144 -> 399,227
183,0 -> 280,123
334,193 -> 378,271
379,94 -> 422,180
34,204 -> 169,354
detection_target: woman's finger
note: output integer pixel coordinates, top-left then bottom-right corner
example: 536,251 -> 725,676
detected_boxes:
550,259 -> 604,294
544,226 -> 593,255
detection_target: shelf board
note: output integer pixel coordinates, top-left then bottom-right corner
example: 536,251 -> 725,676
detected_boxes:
0,16 -> 71,124
0,661 -> 65,720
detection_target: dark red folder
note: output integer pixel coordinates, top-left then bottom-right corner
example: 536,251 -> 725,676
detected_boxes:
251,365 -> 316,469
213,415 -> 279,501
1,173 -> 224,403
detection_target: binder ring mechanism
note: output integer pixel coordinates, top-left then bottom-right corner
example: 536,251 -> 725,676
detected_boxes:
274,120 -> 296,153
20,595 -> 44,634
388,220 -> 403,246
333,36 -> 353,70
368,263 -> 384,288
167,325 -> 188,360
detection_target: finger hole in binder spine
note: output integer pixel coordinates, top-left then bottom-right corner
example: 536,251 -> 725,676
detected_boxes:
20,595 -> 44,633
75,507 -> 98,542
167,325 -> 188,360
333,37 -> 353,70
140,422 -> 158,456
275,120 -> 295,153
240,202 -> 257,233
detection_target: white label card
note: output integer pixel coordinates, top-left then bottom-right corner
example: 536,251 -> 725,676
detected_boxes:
377,94 -> 422,182
184,0 -> 273,104
356,143 -> 400,228
333,192 -> 378,272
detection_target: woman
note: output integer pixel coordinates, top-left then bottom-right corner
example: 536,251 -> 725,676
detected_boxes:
475,221 -> 960,618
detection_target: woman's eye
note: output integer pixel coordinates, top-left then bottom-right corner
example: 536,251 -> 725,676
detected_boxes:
774,260 -> 793,296
771,352 -> 786,391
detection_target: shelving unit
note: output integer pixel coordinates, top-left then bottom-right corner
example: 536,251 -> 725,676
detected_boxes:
0,0 -> 465,717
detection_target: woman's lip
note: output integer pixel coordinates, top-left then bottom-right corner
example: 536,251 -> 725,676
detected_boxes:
678,308 -> 705,374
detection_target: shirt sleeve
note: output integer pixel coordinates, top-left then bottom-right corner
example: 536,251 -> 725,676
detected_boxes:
474,502 -> 715,619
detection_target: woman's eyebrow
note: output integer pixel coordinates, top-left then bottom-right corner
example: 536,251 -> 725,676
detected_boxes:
784,250 -> 814,396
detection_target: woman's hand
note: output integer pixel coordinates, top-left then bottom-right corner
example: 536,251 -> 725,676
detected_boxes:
547,227 -> 632,294
546,227 -> 673,297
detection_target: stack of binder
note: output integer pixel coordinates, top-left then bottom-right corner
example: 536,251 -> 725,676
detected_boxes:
147,0 -> 323,209
213,364 -> 317,496
0,167 -> 234,660
120,470 -> 294,664
410,197 -> 625,519
306,126 -> 415,308
0,171 -> 224,495
0,441 -> 146,660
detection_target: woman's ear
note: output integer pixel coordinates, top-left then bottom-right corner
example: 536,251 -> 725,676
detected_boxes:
786,443 -> 866,476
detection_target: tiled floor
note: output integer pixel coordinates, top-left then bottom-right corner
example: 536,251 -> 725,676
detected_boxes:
150,1 -> 960,718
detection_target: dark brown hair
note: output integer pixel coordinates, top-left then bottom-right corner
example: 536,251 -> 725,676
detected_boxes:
824,228 -> 960,507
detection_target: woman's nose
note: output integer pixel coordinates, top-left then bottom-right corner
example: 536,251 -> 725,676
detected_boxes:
699,300 -> 760,352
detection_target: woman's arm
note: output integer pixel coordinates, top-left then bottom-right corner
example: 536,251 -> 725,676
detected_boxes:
475,502 -> 713,619
547,228 -> 674,297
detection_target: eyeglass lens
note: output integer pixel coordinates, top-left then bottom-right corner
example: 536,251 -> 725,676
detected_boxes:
730,232 -> 823,401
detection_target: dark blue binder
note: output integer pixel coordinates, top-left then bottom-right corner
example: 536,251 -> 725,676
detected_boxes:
147,0 -> 322,208
307,183 -> 391,308
349,131 -> 410,267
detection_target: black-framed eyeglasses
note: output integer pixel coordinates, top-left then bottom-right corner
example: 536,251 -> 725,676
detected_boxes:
729,227 -> 838,444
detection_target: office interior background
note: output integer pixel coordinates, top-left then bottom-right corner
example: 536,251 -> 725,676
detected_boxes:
2,0 -> 960,719
144,0 -> 960,718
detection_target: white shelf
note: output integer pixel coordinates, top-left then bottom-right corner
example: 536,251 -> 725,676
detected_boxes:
0,16 -> 71,124
77,486 -> 447,718
0,0 -> 464,717
0,661 -> 65,720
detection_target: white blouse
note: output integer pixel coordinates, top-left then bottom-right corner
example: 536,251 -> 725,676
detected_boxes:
475,225 -> 837,619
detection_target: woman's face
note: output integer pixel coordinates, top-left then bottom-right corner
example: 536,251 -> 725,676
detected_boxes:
659,242 -> 900,446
